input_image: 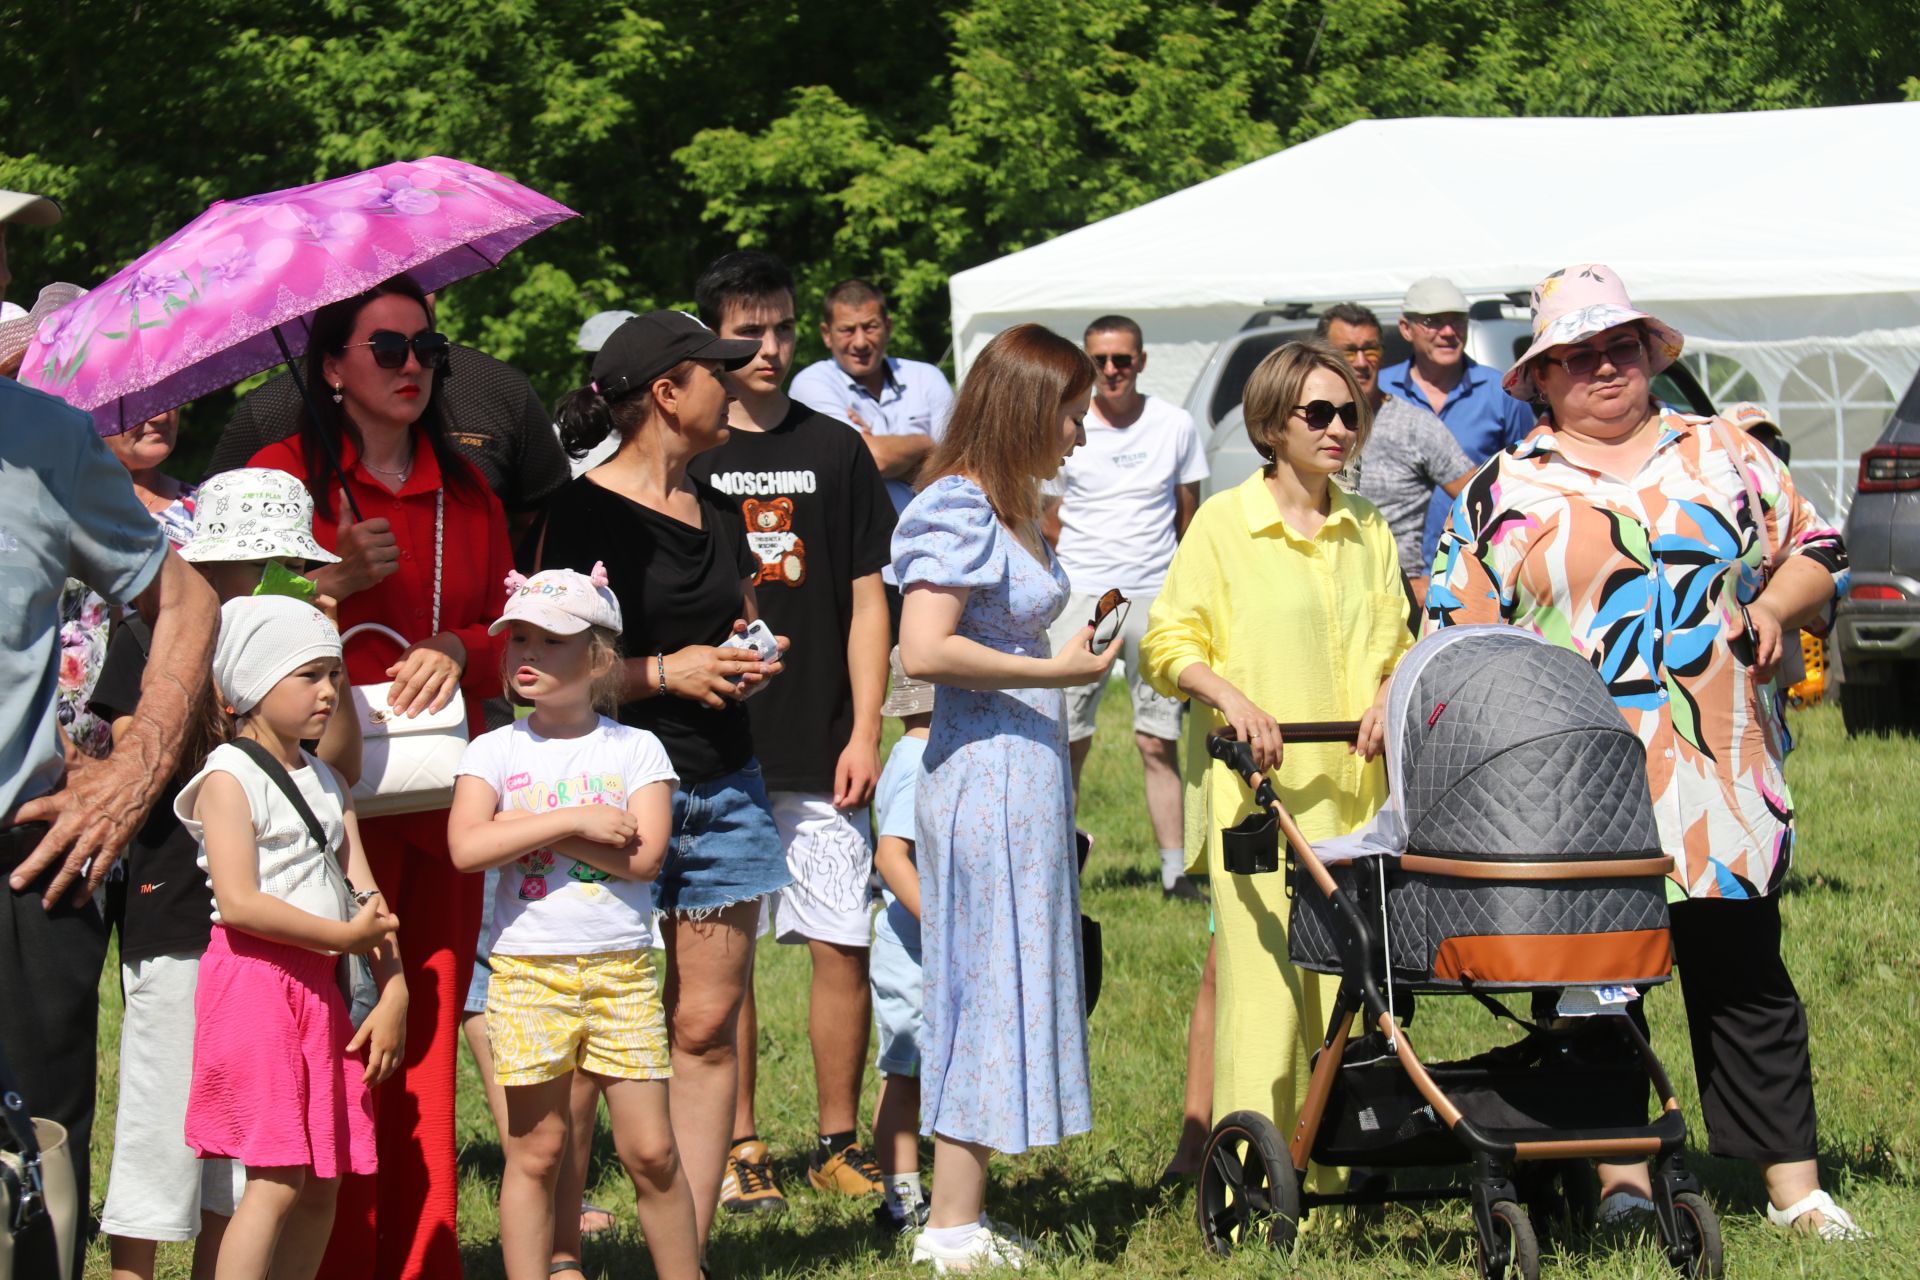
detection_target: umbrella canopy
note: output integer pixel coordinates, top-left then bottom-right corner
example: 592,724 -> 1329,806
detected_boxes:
17,156 -> 575,434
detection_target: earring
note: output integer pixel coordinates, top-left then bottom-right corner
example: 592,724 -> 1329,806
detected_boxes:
331,383 -> 344,405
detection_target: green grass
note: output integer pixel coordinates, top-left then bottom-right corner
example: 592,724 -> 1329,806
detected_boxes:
88,696 -> 1920,1278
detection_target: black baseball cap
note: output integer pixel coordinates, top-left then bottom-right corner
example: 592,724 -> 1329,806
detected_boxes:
590,309 -> 759,399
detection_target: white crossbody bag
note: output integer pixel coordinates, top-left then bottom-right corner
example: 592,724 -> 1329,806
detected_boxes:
342,490 -> 469,817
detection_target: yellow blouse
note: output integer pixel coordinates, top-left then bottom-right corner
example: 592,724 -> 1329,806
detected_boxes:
1141,471 -> 1414,860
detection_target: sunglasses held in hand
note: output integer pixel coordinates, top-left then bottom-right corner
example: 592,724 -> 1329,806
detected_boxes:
1089,588 -> 1130,655
342,329 -> 452,370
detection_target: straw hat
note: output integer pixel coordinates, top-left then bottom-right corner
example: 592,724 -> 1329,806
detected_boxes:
880,647 -> 937,718
0,281 -> 86,372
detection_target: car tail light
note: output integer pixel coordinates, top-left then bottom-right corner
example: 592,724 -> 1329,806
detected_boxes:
1850,584 -> 1906,601
1858,443 -> 1920,492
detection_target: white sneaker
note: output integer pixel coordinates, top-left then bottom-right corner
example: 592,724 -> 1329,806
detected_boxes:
910,1223 -> 1028,1273
1767,1189 -> 1870,1242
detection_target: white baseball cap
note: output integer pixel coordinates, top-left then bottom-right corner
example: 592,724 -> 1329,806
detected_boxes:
489,564 -> 623,636
0,189 -> 62,227
577,309 -> 638,353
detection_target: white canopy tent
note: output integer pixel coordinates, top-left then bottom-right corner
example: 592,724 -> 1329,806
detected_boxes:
948,102 -> 1920,517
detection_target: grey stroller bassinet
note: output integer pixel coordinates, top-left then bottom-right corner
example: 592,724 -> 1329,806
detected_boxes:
1286,626 -> 1672,989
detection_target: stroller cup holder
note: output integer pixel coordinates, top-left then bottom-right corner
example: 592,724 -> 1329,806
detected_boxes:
1221,810 -> 1279,875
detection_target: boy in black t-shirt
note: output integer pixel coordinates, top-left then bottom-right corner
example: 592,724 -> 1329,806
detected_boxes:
687,252 -> 896,1212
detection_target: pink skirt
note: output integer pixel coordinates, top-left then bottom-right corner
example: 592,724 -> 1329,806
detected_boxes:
185,926 -> 377,1178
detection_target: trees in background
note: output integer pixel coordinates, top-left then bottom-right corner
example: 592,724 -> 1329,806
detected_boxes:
4,0 -> 1918,432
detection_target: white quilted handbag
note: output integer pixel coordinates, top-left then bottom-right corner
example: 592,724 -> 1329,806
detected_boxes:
343,490 -> 468,818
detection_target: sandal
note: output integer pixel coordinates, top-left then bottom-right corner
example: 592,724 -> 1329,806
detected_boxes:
1767,1189 -> 1870,1241
579,1201 -> 616,1237
549,1265 -> 586,1277
1597,1190 -> 1657,1228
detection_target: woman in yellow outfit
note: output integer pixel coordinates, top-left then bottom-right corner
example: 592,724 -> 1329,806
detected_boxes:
1141,342 -> 1411,1195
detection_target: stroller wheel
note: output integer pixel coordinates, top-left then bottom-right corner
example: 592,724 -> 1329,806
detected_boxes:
1660,1191 -> 1725,1278
1196,1110 -> 1299,1256
1476,1200 -> 1540,1280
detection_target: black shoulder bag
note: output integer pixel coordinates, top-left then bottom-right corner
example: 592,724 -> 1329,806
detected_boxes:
229,739 -> 380,1029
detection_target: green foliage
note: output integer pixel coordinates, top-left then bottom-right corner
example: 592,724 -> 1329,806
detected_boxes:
5,0 -> 1920,422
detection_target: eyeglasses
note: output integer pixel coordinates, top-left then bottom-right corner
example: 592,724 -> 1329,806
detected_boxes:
1292,400 -> 1360,431
1090,353 -> 1135,371
1408,313 -> 1466,332
1333,343 -> 1385,363
342,329 -> 451,370
1543,336 -> 1645,378
1089,588 -> 1130,655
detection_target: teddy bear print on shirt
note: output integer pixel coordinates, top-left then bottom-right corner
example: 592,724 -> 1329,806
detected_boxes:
742,497 -> 806,588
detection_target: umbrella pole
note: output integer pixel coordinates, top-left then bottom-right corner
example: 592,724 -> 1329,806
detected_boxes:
270,324 -> 363,523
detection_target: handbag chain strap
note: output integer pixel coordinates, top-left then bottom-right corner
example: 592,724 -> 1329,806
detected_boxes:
432,487 -> 443,637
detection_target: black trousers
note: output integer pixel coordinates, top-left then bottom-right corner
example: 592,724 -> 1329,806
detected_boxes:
2,824 -> 110,1280
1666,893 -> 1819,1163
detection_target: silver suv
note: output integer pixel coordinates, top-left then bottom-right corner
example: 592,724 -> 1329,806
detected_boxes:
1185,296 -> 1713,499
1834,372 -> 1920,735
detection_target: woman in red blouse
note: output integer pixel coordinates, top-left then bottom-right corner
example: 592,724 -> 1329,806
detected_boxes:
250,275 -> 512,1280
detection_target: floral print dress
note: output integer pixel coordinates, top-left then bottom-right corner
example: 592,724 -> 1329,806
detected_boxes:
890,475 -> 1090,1154
1426,413 -> 1846,899
56,488 -> 196,757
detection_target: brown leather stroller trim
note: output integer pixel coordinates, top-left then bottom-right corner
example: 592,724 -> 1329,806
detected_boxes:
1431,929 -> 1673,984
1400,854 -> 1674,881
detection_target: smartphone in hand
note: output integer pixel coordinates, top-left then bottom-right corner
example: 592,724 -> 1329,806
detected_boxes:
719,619 -> 782,681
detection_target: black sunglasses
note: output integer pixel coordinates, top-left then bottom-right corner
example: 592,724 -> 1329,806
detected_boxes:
342,329 -> 451,371
1090,352 -> 1135,371
1543,336 -> 1644,379
1292,399 -> 1360,431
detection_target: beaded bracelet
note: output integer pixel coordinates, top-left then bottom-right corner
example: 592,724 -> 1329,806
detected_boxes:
655,652 -> 668,699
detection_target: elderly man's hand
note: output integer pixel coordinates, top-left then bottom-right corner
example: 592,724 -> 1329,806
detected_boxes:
9,747 -> 158,906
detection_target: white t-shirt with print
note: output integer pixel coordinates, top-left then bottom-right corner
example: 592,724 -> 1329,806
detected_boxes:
455,717 -> 678,957
1049,395 -> 1210,596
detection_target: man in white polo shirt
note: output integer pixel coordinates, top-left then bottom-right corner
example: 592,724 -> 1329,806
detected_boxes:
1044,315 -> 1209,902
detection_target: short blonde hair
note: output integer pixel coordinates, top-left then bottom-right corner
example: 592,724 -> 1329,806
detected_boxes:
1242,341 -> 1373,471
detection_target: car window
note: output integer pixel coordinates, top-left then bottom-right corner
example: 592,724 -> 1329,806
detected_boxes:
1208,326 -> 1414,426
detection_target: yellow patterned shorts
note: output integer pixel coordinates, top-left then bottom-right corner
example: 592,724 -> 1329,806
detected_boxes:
485,949 -> 671,1087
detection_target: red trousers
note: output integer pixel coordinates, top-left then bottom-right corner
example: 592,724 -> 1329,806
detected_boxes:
317,811 -> 481,1280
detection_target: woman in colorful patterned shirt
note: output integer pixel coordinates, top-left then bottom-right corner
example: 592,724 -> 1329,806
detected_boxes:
1426,264 -> 1863,1240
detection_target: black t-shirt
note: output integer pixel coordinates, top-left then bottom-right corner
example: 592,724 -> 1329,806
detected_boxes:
534,474 -> 758,785
205,345 -> 571,513
689,402 -> 895,792
90,618 -> 214,963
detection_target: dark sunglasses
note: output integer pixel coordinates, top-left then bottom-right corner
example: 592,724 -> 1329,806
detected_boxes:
1090,352 -> 1135,371
1292,399 -> 1360,431
1544,336 -> 1645,379
342,329 -> 451,370
1089,588 -> 1130,655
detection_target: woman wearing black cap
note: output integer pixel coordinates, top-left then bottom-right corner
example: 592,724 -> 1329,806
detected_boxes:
528,311 -> 792,1252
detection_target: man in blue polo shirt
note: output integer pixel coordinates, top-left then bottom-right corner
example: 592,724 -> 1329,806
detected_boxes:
1377,276 -> 1537,564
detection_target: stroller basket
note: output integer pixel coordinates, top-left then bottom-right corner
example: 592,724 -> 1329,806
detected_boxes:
1311,1026 -> 1653,1169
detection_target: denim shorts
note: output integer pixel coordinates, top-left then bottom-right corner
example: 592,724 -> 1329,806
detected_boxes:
655,760 -> 791,916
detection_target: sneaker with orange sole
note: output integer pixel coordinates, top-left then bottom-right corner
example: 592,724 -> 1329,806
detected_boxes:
808,1141 -> 885,1197
720,1139 -> 788,1214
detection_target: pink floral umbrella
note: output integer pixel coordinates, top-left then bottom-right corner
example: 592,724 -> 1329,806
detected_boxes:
18,156 -> 576,436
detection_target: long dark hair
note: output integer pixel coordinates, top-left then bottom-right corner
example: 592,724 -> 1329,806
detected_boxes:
552,361 -> 697,461
295,275 -> 484,520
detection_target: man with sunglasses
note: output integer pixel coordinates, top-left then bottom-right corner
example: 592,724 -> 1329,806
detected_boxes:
1318,303 -> 1473,605
1042,315 -> 1209,902
206,308 -> 571,539
1376,277 -> 1537,569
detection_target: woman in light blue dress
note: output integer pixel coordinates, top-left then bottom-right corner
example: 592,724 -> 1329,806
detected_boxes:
891,323 -> 1120,1272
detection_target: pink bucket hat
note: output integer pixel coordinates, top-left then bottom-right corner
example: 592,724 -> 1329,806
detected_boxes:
1503,264 -> 1683,402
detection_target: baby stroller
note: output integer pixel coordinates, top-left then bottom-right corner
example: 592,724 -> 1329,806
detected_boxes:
1195,627 -> 1723,1279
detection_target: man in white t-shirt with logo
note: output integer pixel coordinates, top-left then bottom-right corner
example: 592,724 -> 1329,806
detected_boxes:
1044,315 -> 1209,902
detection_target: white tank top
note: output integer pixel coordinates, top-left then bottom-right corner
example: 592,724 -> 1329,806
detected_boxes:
175,742 -> 351,927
